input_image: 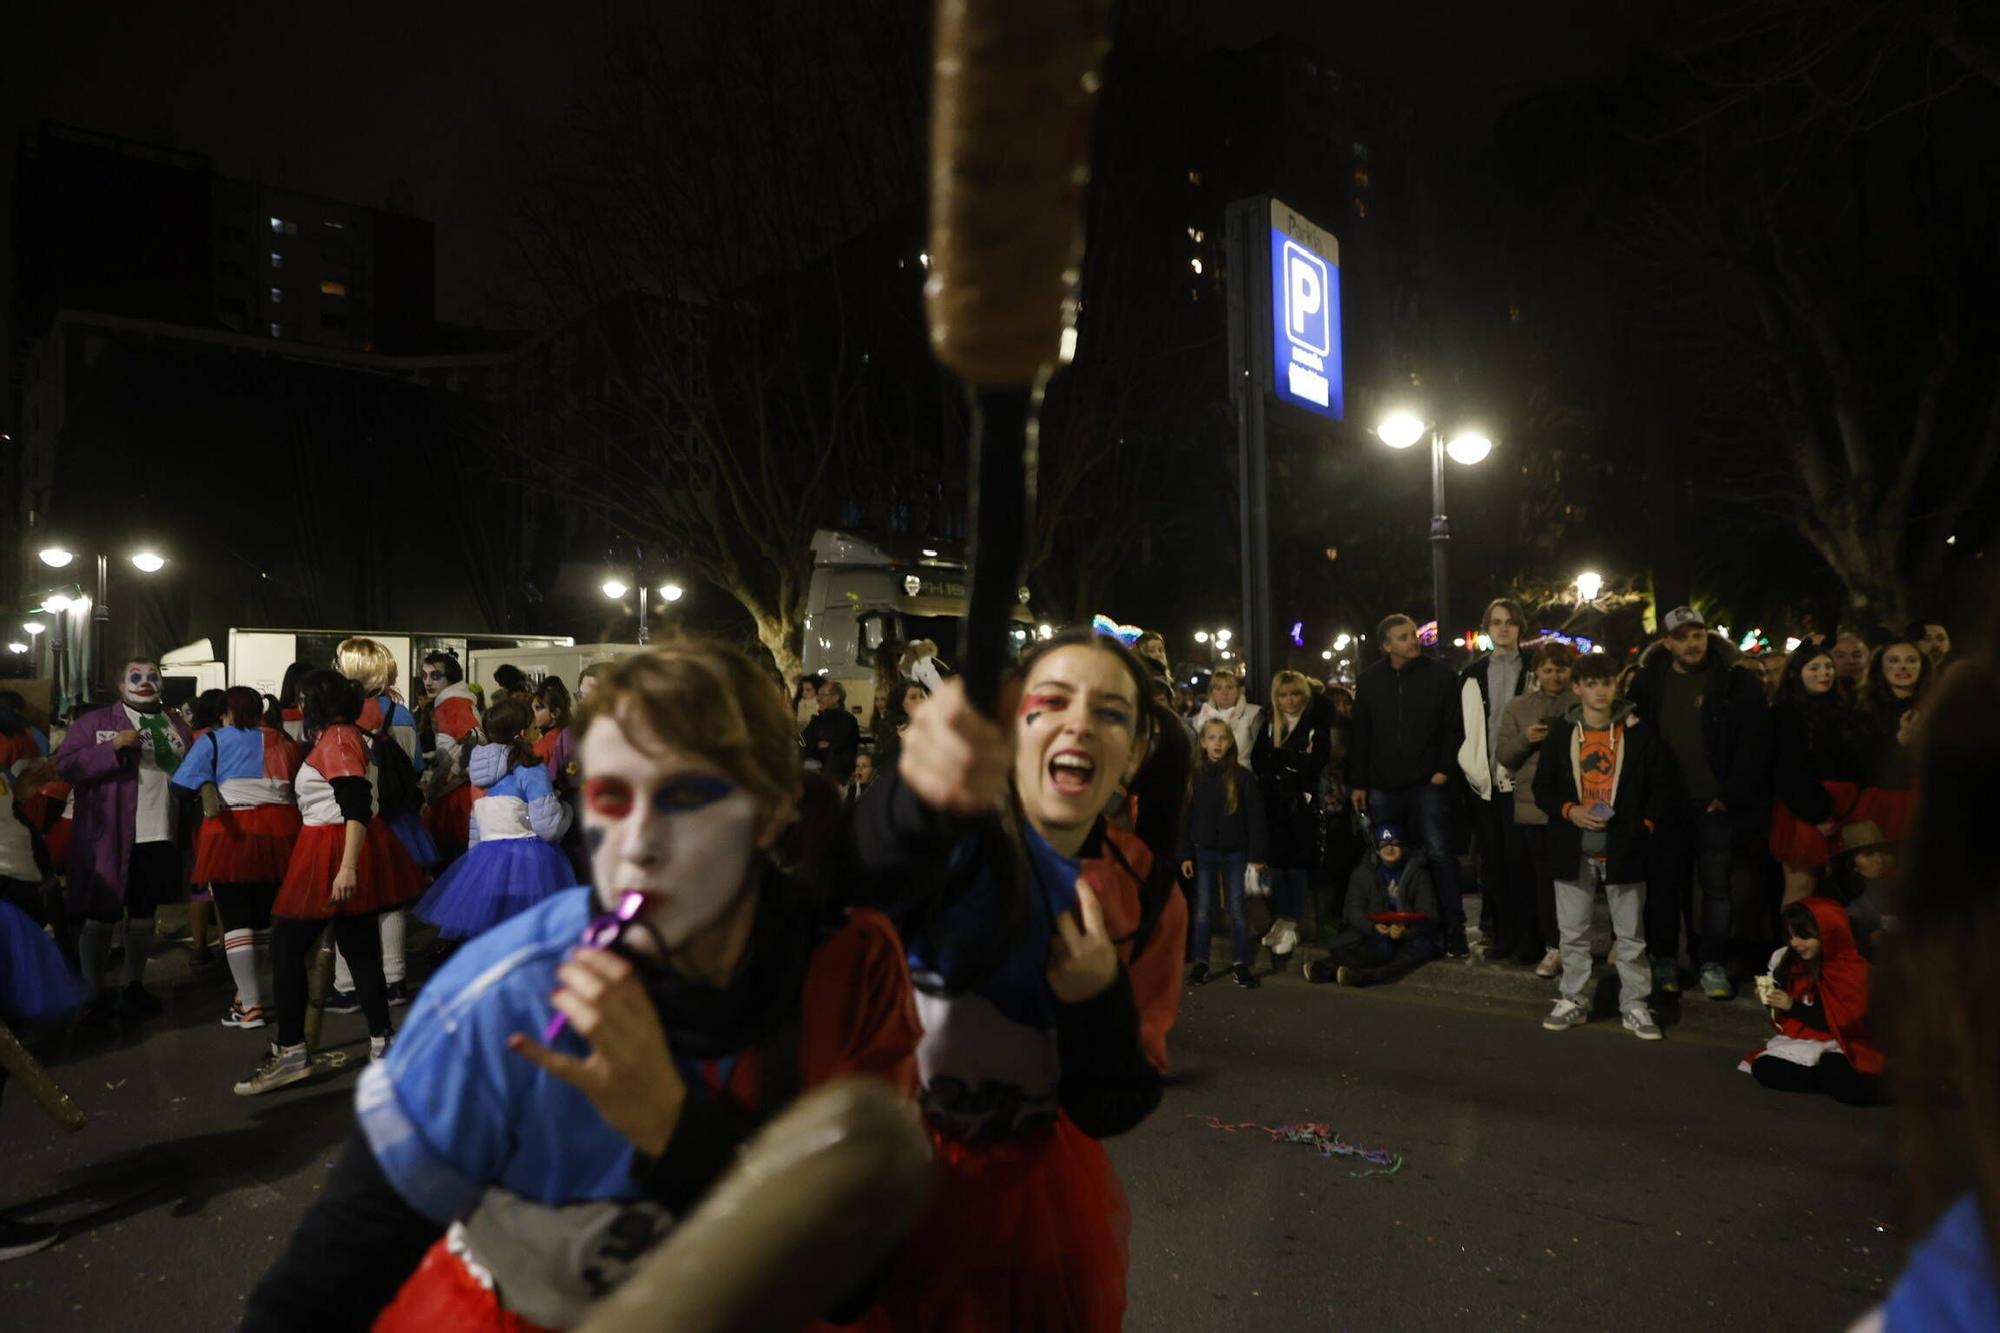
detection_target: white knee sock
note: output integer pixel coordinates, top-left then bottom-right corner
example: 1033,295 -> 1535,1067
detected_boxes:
224,928 -> 263,1009
125,916 -> 154,989
379,910 -> 407,985
78,918 -> 116,998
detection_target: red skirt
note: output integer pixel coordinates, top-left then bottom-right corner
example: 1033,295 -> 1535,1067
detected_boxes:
193,804 -> 302,885
46,820 -> 71,875
275,821 -> 425,920
1769,779 -> 1863,868
375,1232 -> 896,1332
881,1114 -> 1129,1333
1854,784 -> 1916,841
422,785 -> 477,857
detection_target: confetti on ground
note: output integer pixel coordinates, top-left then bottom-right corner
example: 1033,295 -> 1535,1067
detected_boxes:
1192,1114 -> 1404,1177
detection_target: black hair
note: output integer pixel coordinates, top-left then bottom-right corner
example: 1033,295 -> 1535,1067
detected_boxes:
299,669 -> 362,737
188,688 -> 228,731
533,676 -> 573,729
494,663 -> 529,694
482,697 -> 538,772
421,651 -> 463,685
261,692 -> 283,730
278,661 -> 314,711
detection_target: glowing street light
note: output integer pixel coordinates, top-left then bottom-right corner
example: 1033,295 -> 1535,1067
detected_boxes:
1321,649 -> 1334,661
1575,570 -> 1604,604
1215,629 -> 1233,643
1333,632 -> 1352,652
1372,409 -> 1497,662
601,579 -> 629,600
44,594 -> 73,613
22,622 -> 44,637
130,552 -> 166,573
659,582 -> 685,603
1193,630 -> 1210,644
1037,623 -> 1054,640
39,547 -> 75,568
6,643 -> 26,655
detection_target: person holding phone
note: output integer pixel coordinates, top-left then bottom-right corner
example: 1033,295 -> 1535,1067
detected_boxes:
1534,653 -> 1672,1040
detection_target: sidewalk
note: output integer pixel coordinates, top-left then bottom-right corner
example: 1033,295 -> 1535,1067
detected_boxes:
1211,890 -> 1777,1045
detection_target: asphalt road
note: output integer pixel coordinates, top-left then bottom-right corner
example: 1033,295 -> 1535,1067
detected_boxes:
3,932 -> 1901,1331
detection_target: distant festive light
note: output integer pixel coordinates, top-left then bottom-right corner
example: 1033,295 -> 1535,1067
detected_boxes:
1738,626 -> 1764,653
920,548 -> 939,558
1575,570 -> 1603,603
1417,620 -> 1439,645
1333,632 -> 1352,651
1215,629 -> 1232,643
1194,631 -> 1210,644
1473,632 -> 1492,653
1784,636 -> 1803,652
1289,621 -> 1305,648
1321,650 -> 1334,661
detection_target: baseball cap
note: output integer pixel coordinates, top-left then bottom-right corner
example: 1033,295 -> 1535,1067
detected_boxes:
1662,605 -> 1707,634
1374,822 -> 1405,848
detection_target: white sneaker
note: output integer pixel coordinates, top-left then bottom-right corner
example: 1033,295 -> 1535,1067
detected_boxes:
369,1033 -> 392,1062
1623,1006 -> 1664,1041
234,1042 -> 310,1096
1269,918 -> 1298,956
1542,998 -> 1588,1031
1260,919 -> 1282,948
1534,947 -> 1562,979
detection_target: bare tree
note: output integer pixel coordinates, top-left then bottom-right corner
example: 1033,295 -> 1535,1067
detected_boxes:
509,3 -> 931,680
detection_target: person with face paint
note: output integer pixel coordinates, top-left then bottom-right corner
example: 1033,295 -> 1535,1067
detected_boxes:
241,643 -> 923,1331
53,657 -> 192,1020
847,627 -> 1192,1331
418,651 -> 482,866
412,699 -> 574,942
235,671 -> 426,1095
169,686 -> 302,1029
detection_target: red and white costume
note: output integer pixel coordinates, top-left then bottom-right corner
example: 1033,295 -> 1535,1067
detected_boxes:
421,684 -> 481,860
183,727 -> 305,885
275,724 -> 425,920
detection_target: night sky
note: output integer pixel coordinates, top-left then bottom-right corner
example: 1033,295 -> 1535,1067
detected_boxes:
3,0 -> 1643,329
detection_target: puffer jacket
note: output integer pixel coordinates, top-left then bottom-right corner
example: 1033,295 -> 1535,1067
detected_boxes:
1495,688 -> 1573,827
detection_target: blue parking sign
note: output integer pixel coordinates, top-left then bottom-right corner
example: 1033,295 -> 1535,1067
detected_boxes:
1267,201 -> 1343,420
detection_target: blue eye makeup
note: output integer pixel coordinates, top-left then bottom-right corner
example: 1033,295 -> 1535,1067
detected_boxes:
653,773 -> 738,813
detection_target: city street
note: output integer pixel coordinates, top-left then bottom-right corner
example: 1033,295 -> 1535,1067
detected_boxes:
3,924 -> 1900,1331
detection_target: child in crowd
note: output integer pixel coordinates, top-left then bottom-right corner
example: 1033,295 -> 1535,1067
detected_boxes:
1740,898 -> 1885,1104
845,749 -> 877,807
1194,669 -> 1263,766
1535,652 -> 1670,1041
1306,822 -> 1440,987
412,699 -> 574,942
1179,718 -> 1267,989
531,677 -> 586,880
1834,820 -> 1897,959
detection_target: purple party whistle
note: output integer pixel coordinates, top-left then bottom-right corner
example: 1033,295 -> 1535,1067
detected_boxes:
540,889 -> 648,1044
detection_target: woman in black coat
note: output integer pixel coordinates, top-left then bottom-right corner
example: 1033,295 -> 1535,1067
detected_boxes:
1250,670 -> 1332,966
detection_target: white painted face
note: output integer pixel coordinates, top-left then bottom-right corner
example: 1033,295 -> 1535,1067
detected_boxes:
580,713 -> 764,950
121,661 -> 162,711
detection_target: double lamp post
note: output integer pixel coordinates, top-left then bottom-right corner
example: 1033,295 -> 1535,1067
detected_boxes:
1373,411 -> 1492,658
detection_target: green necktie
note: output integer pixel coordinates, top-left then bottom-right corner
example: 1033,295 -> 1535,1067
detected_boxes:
136,712 -> 180,774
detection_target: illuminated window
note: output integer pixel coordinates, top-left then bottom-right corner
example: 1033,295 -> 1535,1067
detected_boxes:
270,287 -> 285,302
1353,142 -> 1370,163
1353,169 -> 1371,189
270,252 -> 283,268
1354,198 -> 1369,219
325,219 -> 346,231
1187,169 -> 1201,185
321,280 -> 348,297
1189,257 -> 1203,275
268,217 -> 297,235
269,323 -> 283,338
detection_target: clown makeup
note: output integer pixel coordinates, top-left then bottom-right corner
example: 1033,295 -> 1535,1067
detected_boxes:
1013,643 -> 1141,857
421,665 -> 450,698
579,715 -> 764,953
121,661 -> 163,711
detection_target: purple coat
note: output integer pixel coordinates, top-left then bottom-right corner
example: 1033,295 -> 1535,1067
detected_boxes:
54,702 -> 192,916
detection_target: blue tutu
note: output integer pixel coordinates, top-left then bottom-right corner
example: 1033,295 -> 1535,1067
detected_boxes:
0,898 -> 86,1026
413,838 -> 574,941
383,810 -> 442,871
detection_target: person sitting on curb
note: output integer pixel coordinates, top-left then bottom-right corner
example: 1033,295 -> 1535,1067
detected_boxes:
1304,823 -> 1439,987
1834,820 -> 1899,959
1534,653 -> 1672,1041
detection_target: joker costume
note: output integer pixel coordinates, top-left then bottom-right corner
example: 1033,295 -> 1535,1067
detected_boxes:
53,660 -> 191,1011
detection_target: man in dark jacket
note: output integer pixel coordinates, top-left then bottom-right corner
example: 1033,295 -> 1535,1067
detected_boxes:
800,680 -> 862,784
1347,613 -> 1468,955
1534,653 -> 1671,1039
1626,605 -> 1772,1001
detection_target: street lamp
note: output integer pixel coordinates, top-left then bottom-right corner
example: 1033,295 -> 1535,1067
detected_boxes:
130,552 -> 166,573
22,622 -> 44,638
603,555 -> 683,645
38,547 -> 75,569
1374,410 -> 1496,663
1575,570 -> 1603,604
659,582 -> 685,603
1193,630 -> 1210,644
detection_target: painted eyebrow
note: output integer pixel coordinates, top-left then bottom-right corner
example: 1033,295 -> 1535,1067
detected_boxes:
1025,678 -> 1134,708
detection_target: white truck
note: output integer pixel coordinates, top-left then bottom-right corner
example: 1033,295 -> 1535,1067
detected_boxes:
800,529 -> 1037,723
158,628 -> 587,708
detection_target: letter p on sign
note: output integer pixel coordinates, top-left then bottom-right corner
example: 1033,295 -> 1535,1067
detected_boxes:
1282,241 -> 1329,356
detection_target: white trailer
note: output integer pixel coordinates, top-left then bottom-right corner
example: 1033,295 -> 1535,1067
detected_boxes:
463,642 -> 651,701
155,628 -> 580,709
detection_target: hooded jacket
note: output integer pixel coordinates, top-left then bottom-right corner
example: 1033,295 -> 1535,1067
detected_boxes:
1457,651 -> 1531,800
1755,895 -> 1883,1075
1533,698 -> 1670,884
1628,633 -> 1771,827
1496,687 -> 1574,826
1341,852 -> 1438,937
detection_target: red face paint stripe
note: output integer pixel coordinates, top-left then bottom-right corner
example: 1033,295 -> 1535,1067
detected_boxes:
1019,691 -> 1066,724
582,777 -> 634,818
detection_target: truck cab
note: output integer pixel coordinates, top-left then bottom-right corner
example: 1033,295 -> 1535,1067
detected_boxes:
800,529 -> 1035,725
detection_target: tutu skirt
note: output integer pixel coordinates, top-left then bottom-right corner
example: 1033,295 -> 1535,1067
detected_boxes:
193,804 -> 302,885
1769,780 -> 1863,868
423,786 -> 477,859
414,838 -> 573,941
881,1114 -> 1129,1332
1855,784 -> 1916,841
0,898 -> 86,1026
382,810 -> 441,871
274,821 -> 425,920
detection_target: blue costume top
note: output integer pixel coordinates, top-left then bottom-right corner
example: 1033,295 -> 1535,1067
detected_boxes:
171,727 -> 273,789
1884,1193 -> 1997,1332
